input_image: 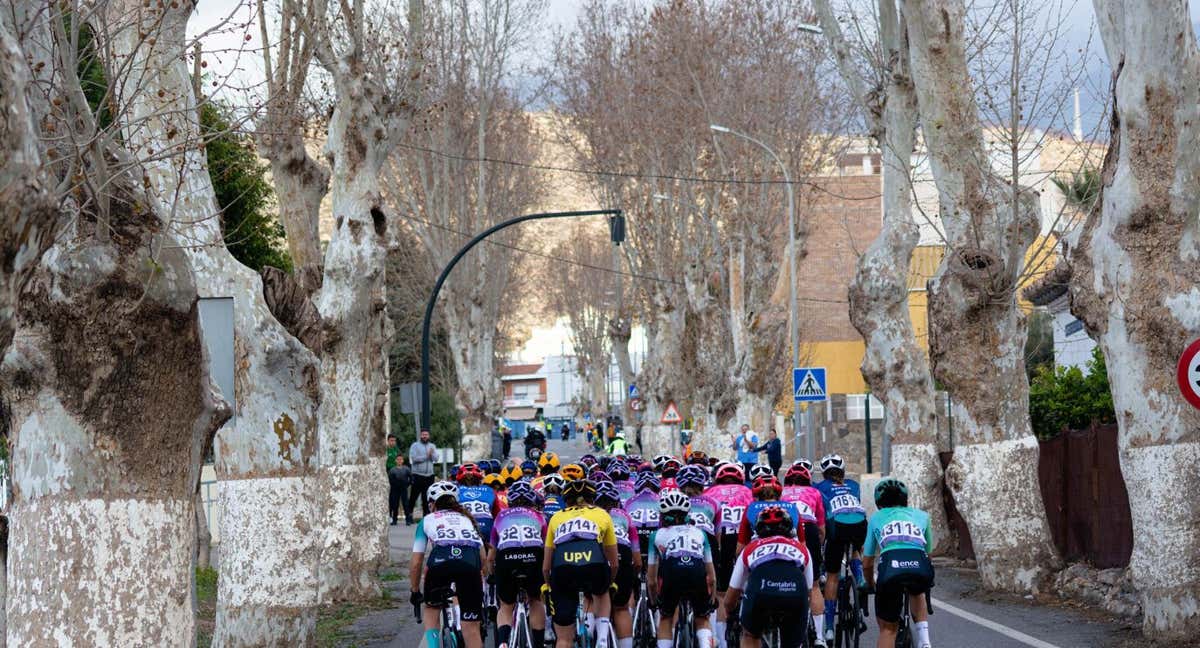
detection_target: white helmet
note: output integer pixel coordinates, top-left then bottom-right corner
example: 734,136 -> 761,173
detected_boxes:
820,454 -> 845,473
659,490 -> 691,516
652,454 -> 673,470
542,474 -> 566,491
749,464 -> 774,481
427,480 -> 458,502
616,431 -> 625,439
792,458 -> 814,473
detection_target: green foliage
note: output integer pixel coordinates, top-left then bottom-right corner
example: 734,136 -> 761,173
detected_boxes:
1028,347 -> 1115,439
195,566 -> 218,604
199,103 -> 292,272
1051,168 -> 1102,211
392,388 -> 462,455
1025,310 -> 1055,379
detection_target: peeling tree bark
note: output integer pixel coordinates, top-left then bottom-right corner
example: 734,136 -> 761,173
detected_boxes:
815,0 -> 950,553
103,0 -> 324,641
902,0 -> 1059,590
1070,1 -> 1200,638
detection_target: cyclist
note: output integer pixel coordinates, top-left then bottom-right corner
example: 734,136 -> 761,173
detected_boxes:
659,457 -> 682,490
608,461 -> 635,504
485,471 -> 509,507
457,463 -> 502,542
543,479 -> 619,648
534,453 -> 562,490
723,505 -> 813,648
816,453 -> 868,645
625,472 -> 662,566
521,460 -> 539,480
782,463 -> 828,647
597,481 -> 641,648
607,431 -> 631,456
410,481 -> 486,648
489,481 -> 548,648
677,465 -> 719,539
866,478 -> 934,648
647,491 -> 716,648
541,474 -> 567,518
736,475 -> 803,550
705,463 -> 752,648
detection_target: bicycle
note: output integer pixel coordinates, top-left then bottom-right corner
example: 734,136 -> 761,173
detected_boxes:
893,588 -> 933,648
834,544 -> 865,648
630,573 -> 655,648
760,608 -> 812,648
414,587 -> 466,648
672,598 -> 698,648
483,579 -> 498,647
508,577 -> 535,648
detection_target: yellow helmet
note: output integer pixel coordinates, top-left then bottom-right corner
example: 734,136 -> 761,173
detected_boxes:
538,452 -> 561,472
561,463 -> 585,481
501,463 -> 522,484
484,473 -> 504,489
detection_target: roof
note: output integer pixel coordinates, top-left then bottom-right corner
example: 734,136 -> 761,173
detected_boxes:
1022,262 -> 1073,306
501,363 -> 543,376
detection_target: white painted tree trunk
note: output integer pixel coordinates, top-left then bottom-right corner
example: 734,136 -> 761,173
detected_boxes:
103,0 -> 325,640
608,315 -> 636,423
815,0 -> 950,553
1069,2 -> 1200,638
442,299 -> 498,461
903,0 -> 1058,590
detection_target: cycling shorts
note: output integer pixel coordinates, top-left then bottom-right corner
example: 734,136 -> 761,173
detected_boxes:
874,549 -> 935,623
424,555 -> 484,622
495,547 -> 544,605
613,545 -> 636,608
803,522 -> 822,581
656,560 -> 713,618
823,519 -> 868,574
739,560 -> 808,639
548,562 -> 612,627
715,532 -> 739,591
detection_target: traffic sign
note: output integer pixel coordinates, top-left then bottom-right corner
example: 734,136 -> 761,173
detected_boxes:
1177,339 -> 1200,409
661,401 -> 683,424
629,384 -> 640,399
629,397 -> 643,411
793,367 -> 828,402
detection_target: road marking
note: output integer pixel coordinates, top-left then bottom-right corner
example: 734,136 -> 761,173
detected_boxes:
934,598 -> 1064,648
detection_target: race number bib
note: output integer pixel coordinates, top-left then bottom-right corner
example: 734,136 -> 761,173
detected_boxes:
497,524 -> 542,549
880,520 -> 926,550
462,499 -> 492,518
793,501 -> 816,523
629,507 -> 660,527
688,511 -> 715,535
431,515 -> 482,547
555,517 -> 600,543
613,522 -> 631,545
719,504 -> 745,532
662,532 -> 705,560
829,494 -> 864,516
746,541 -> 805,570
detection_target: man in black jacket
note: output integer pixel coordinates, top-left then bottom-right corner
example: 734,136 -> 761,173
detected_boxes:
755,428 -> 783,475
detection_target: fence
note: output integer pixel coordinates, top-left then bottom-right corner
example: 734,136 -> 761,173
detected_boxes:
941,423 -> 1132,568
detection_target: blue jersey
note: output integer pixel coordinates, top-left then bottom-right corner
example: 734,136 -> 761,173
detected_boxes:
742,500 -> 803,542
458,485 -> 499,539
543,493 -> 565,518
815,479 -> 866,524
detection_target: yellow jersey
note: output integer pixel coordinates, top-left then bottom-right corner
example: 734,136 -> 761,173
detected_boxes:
545,505 -> 618,548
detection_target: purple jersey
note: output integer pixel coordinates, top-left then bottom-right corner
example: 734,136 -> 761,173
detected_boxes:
490,506 -> 546,551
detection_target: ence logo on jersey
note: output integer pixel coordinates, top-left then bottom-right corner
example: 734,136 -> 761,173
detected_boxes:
891,559 -> 921,569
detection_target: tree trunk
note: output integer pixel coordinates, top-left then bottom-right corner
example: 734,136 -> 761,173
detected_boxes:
195,489 -> 212,571
903,0 -> 1058,591
1069,2 -> 1200,638
2,204 -> 229,645
258,128 -> 329,294
103,0 -> 324,639
608,314 -> 636,424
443,299 -> 497,462
821,0 -> 950,553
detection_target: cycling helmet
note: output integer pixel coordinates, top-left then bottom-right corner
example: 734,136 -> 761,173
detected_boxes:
521,459 -> 538,476
456,463 -> 484,484
634,472 -> 661,493
714,463 -> 745,484
561,464 -> 586,481
595,481 -> 621,507
676,464 -> 709,490
624,454 -> 643,466
652,455 -> 673,471
820,453 -> 846,474
637,462 -> 655,474
482,459 -> 502,474
483,473 -> 504,489
501,463 -> 522,485
607,462 -> 631,482
598,456 -> 614,471
580,454 -> 598,468
687,451 -> 708,465
563,478 -> 597,503
507,481 -> 538,507
748,464 -> 774,482
542,473 -> 566,493
784,463 -> 812,486
752,475 -> 783,499
874,477 -> 910,509
589,467 -> 612,483
659,490 -> 691,519
661,457 -> 682,476
427,480 -> 458,503
538,452 -> 561,473
792,458 -> 814,473
754,505 -> 795,539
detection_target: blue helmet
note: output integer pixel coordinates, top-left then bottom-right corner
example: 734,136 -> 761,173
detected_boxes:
607,462 -> 631,481
676,464 -> 709,489
635,472 -> 661,493
507,481 -> 538,507
595,481 -> 621,507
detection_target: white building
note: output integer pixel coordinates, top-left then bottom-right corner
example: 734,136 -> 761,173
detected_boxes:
1023,263 -> 1097,370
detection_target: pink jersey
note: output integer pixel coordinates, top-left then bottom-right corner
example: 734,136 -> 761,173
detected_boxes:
660,477 -> 678,491
704,483 -> 754,535
781,485 -> 825,526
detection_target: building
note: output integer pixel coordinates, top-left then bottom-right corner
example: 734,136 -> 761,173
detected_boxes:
1023,262 -> 1096,370
500,362 -> 548,422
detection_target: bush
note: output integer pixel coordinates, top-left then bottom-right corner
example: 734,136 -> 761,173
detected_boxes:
392,389 -> 462,456
1028,347 -> 1115,439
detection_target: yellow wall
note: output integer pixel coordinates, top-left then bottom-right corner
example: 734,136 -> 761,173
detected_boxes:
801,340 -> 869,394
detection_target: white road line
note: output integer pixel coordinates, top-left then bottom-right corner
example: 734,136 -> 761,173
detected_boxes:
933,598 -> 1064,648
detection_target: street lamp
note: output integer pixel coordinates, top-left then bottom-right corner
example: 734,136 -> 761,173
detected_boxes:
709,123 -> 808,461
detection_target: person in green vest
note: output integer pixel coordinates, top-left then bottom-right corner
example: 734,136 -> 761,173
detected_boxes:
387,434 -> 400,470
606,431 -> 630,456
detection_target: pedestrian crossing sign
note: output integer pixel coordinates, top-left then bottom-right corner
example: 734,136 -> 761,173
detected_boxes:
793,367 -> 827,402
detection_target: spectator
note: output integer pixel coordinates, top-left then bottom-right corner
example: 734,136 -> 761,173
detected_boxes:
635,426 -> 643,454
389,455 -> 412,525
755,428 -> 783,475
731,424 -> 760,478
561,422 -> 570,441
501,425 -> 512,458
407,429 -> 438,517
386,434 -> 399,470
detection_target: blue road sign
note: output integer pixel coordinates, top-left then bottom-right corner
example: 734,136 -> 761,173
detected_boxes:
793,367 -> 828,402
629,384 -> 640,399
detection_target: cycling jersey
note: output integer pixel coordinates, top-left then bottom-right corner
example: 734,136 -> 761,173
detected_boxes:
705,483 -> 753,535
660,477 -> 678,490
542,493 -> 564,518
545,505 -> 617,567
608,507 -> 641,553
648,524 -> 714,617
781,485 -> 825,526
648,525 -> 713,566
736,500 -> 804,545
414,510 -> 485,555
864,506 -> 932,556
490,506 -> 547,551
815,479 -> 866,524
615,480 -> 636,504
687,494 -> 720,536
624,490 -> 661,531
731,536 -> 813,640
729,536 -> 812,591
458,485 -> 501,540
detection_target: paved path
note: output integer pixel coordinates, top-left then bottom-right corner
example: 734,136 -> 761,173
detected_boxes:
342,436 -> 1150,647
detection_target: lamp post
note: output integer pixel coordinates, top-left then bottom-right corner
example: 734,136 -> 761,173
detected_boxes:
709,124 -> 808,461
420,209 -> 625,438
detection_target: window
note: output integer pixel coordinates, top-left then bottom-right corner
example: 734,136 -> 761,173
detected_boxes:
512,384 -> 537,401
845,394 -> 883,420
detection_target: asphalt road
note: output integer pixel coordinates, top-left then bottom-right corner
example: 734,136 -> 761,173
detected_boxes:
345,436 -> 1149,648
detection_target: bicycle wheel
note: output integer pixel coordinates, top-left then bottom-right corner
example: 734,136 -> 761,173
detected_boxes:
835,579 -> 851,648
632,598 -> 653,648
673,602 -> 695,648
849,581 -> 862,648
576,600 -> 592,648
441,609 -> 459,648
